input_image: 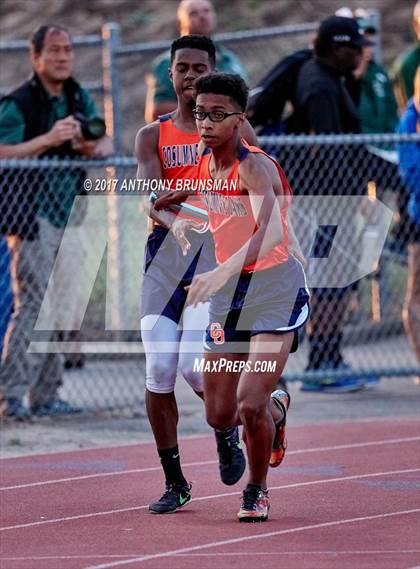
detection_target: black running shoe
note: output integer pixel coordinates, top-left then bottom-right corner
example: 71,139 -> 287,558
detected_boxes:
148,483 -> 192,514
238,485 -> 270,522
215,426 -> 246,486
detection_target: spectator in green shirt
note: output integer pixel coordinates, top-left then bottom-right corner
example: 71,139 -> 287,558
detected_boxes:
358,59 -> 398,134
392,1 -> 420,111
354,29 -> 398,134
335,8 -> 398,133
0,25 -> 112,419
145,0 -> 249,123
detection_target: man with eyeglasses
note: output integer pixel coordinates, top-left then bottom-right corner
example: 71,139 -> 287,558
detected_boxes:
135,35 -> 256,515
0,25 -> 112,419
175,72 -> 309,522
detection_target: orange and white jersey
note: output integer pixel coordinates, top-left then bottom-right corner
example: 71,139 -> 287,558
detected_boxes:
157,114 -> 205,215
198,143 -> 291,272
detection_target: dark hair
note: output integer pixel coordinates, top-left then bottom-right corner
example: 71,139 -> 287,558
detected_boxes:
31,25 -> 71,54
170,34 -> 216,67
195,72 -> 249,111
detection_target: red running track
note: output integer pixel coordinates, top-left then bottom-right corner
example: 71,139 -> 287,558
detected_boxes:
1,417 -> 419,569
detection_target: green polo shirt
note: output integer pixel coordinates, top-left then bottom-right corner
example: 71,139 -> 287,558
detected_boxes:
0,87 -> 97,227
392,44 -> 420,111
359,60 -> 398,134
150,45 -> 249,105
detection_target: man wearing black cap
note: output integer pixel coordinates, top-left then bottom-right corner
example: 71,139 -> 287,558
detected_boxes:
292,16 -> 374,392
295,15 -> 372,133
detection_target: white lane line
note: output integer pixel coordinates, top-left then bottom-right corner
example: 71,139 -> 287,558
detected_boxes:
2,436 -> 419,491
0,557 -> 141,562
1,467 -> 418,532
171,549 -> 420,556
0,461 -> 216,491
1,416 -> 418,461
0,434 -> 211,461
1,550 -> 419,561
84,509 -> 420,569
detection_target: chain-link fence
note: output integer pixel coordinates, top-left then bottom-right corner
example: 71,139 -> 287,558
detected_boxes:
0,133 -> 419,412
261,133 -> 420,384
0,157 -> 145,413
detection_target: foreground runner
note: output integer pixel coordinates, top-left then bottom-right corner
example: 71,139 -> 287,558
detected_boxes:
135,36 -> 256,514
184,72 -> 310,522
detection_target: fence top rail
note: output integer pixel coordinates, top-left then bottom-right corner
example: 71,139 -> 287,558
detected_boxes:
258,133 -> 420,145
0,34 -> 102,53
0,157 -> 138,169
0,22 -> 317,56
0,133 -> 418,169
0,79 -> 103,98
0,132 -> 418,169
213,22 -> 319,43
116,22 -> 319,56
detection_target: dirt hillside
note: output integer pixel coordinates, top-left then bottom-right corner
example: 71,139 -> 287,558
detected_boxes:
0,0 -> 416,151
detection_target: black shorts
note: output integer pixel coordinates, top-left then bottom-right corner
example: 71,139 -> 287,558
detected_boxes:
141,226 -> 216,324
204,256 -> 310,353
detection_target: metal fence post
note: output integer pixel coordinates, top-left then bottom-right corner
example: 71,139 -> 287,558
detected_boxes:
369,8 -> 382,64
102,22 -> 122,151
102,23 -> 127,334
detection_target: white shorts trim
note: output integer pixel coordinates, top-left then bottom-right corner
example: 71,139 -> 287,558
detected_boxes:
275,301 -> 310,332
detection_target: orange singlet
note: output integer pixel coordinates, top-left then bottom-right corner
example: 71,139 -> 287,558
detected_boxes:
157,114 -> 204,214
197,143 -> 291,273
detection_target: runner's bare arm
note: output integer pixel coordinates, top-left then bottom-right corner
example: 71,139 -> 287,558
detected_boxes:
134,123 -> 177,229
